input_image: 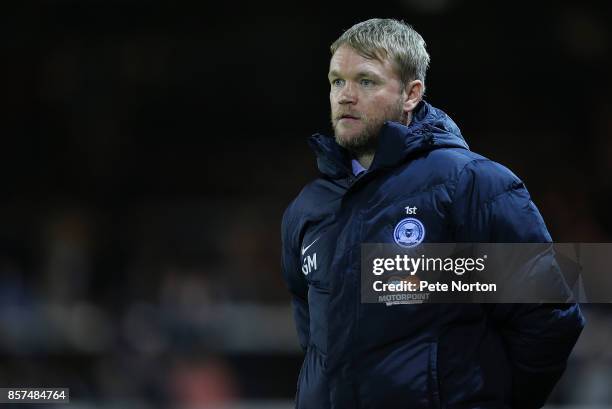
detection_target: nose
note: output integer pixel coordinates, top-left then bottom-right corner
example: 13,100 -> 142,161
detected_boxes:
338,82 -> 357,105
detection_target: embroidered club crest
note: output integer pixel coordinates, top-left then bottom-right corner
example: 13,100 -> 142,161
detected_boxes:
393,218 -> 426,248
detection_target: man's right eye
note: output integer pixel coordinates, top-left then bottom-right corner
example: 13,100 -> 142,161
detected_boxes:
331,79 -> 345,87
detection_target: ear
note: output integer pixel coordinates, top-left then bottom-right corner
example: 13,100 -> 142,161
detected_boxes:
402,80 -> 424,113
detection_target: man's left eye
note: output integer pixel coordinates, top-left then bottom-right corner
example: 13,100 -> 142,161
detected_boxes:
360,79 -> 374,86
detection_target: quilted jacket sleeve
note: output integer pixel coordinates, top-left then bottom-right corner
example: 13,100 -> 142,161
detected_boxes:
281,203 -> 310,353
452,159 -> 585,409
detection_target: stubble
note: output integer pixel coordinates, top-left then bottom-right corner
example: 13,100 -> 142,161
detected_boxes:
332,97 -> 405,157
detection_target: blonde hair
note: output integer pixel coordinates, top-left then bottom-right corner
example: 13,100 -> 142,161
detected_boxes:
330,18 -> 430,93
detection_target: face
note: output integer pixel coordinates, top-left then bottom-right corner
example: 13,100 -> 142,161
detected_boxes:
329,45 -> 407,155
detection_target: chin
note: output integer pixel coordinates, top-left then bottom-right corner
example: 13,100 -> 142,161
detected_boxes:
334,132 -> 357,148
334,125 -> 359,141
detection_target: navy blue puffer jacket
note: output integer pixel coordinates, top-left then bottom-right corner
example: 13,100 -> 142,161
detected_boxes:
281,101 -> 584,409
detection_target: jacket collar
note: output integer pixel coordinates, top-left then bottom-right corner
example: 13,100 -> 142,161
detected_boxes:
308,101 -> 470,179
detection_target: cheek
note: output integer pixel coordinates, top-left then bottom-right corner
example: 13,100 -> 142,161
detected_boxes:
370,94 -> 400,114
329,93 -> 339,110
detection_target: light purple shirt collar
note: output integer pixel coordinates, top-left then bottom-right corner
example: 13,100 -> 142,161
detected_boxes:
351,159 -> 367,176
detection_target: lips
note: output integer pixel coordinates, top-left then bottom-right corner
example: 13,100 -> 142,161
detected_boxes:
338,114 -> 360,120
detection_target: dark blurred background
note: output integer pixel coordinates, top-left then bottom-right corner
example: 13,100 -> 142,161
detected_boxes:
1,0 -> 612,408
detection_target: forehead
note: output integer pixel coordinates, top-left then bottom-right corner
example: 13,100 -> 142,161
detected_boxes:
329,45 -> 396,78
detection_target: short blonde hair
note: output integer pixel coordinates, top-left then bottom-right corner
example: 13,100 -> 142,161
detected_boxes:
330,18 -> 430,93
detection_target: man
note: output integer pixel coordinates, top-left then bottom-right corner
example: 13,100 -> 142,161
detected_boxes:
281,18 -> 584,409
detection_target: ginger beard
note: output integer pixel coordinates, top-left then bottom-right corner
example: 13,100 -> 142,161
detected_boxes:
331,94 -> 407,157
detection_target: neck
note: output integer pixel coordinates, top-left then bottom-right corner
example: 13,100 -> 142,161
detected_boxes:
356,153 -> 375,169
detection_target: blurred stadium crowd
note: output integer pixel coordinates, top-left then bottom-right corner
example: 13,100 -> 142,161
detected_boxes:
2,1 -> 612,408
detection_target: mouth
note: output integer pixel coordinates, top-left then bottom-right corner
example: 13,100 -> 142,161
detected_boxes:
338,114 -> 360,121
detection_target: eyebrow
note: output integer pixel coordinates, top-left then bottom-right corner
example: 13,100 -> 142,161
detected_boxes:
328,70 -> 383,80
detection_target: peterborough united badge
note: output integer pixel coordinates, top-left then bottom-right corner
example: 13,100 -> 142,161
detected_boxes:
393,218 -> 426,248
